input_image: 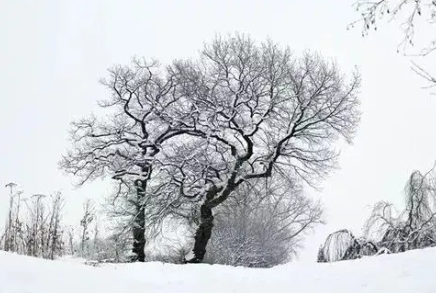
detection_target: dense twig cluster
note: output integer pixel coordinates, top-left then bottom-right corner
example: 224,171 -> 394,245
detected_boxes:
205,177 -> 323,267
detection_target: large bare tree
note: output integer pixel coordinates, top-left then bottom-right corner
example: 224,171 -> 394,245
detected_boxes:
164,34 -> 361,263
60,59 -> 198,261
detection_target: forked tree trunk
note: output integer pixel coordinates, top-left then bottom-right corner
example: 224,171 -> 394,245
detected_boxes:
132,178 -> 146,262
186,203 -> 214,263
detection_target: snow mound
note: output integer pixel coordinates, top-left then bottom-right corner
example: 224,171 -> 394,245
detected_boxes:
1,248 -> 436,293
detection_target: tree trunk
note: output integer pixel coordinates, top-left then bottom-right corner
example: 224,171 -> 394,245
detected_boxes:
4,192 -> 14,252
132,178 -> 146,262
186,203 -> 214,263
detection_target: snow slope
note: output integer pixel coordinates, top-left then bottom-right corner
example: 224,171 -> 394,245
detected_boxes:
1,248 -> 436,293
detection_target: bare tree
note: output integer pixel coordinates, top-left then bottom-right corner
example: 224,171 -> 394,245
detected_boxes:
67,226 -> 75,255
92,218 -> 100,257
45,193 -> 65,259
204,177 -> 323,267
13,190 -> 23,253
166,34 -> 361,263
80,199 -> 95,258
23,194 -> 47,257
2,183 -> 18,252
4,183 -> 15,251
0,182 -> 19,251
60,58 -> 202,262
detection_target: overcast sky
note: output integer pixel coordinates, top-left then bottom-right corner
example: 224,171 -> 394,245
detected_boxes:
1,0 -> 436,262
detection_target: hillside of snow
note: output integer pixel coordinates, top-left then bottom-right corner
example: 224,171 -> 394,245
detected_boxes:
1,248 -> 436,293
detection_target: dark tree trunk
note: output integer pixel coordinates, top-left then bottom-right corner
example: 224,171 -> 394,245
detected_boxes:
186,203 -> 214,263
185,180 -> 239,264
132,178 -> 146,262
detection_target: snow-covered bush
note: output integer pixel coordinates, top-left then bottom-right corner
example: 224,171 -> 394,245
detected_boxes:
317,230 -> 379,262
205,178 -> 323,267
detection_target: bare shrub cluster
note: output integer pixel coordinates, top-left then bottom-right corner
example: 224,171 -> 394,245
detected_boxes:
318,167 -> 436,262
1,183 -> 65,259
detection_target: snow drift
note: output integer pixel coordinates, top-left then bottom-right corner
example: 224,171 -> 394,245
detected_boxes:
1,248 -> 436,293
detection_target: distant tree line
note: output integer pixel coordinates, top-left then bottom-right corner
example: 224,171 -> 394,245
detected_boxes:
0,184 -> 129,262
1,183 -> 65,260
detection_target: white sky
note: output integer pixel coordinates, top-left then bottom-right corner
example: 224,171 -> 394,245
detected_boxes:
1,0 -> 436,262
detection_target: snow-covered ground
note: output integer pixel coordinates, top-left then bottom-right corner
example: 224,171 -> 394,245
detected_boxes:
1,248 -> 435,293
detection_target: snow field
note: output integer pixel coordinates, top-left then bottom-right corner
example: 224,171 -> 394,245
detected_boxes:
1,247 -> 436,293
